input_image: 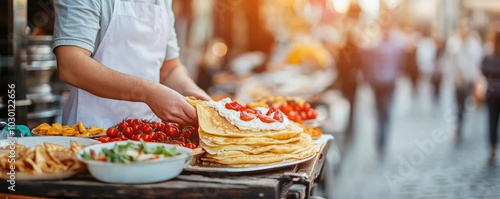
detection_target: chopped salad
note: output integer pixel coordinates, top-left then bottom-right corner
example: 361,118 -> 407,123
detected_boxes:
81,140 -> 183,163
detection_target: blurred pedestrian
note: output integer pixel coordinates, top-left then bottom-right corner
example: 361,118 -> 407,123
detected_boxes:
416,28 -> 444,103
337,31 -> 361,134
482,29 -> 500,163
403,27 -> 420,96
432,33 -> 445,102
360,20 -> 406,151
446,20 -> 483,135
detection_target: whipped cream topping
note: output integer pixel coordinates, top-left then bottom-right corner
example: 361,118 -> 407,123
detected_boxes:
205,98 -> 290,131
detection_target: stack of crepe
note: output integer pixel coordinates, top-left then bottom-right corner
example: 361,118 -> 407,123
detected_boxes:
187,98 -> 316,167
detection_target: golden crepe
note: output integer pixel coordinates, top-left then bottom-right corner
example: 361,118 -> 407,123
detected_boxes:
201,144 -> 315,165
187,98 -> 317,167
199,130 -> 302,146
201,133 -> 313,155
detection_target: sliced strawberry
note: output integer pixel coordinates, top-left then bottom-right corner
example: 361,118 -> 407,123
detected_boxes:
240,110 -> 256,121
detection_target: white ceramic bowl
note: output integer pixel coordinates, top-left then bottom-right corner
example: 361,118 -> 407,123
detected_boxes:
76,141 -> 192,184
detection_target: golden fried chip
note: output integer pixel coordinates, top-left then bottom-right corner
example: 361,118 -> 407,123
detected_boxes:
88,128 -> 105,135
35,124 -> 51,135
77,122 -> 86,133
70,141 -> 84,153
52,123 -> 63,131
61,129 -> 76,136
44,143 -> 70,153
33,146 -> 47,167
3,141 -> 87,176
35,123 -> 51,131
72,125 -> 79,132
46,127 -> 61,136
80,131 -> 91,137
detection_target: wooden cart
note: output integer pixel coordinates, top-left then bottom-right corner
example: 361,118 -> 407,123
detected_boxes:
0,139 -> 331,199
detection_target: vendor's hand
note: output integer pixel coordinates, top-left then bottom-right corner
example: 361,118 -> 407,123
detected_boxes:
181,85 -> 212,101
145,84 -> 198,125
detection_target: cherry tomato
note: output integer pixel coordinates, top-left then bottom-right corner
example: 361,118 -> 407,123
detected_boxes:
300,112 -> 308,121
292,104 -> 302,112
117,121 -> 128,131
185,143 -> 197,149
133,118 -> 142,125
280,104 -> 293,115
141,134 -> 152,142
240,110 -> 256,121
126,119 -> 134,126
166,125 -> 180,137
157,123 -> 166,131
119,134 -> 128,140
306,109 -> 318,120
99,136 -> 110,143
157,132 -> 167,141
150,122 -> 158,130
182,127 -> 193,138
303,103 -> 312,111
112,137 -> 122,142
273,111 -> 284,122
131,134 -> 141,141
106,128 -> 119,138
123,126 -> 134,137
225,101 -> 246,111
288,111 -> 301,123
142,125 -> 153,134
257,114 -> 277,123
132,124 -> 141,131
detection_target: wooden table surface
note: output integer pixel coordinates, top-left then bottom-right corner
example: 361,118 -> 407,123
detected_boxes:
0,139 -> 331,199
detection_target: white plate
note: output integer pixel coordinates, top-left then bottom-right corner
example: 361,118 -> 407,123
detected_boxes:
0,137 -> 99,180
184,154 -> 315,174
183,134 -> 334,174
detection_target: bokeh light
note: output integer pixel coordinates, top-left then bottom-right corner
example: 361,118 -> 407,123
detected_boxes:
332,0 -> 350,14
212,42 -> 228,57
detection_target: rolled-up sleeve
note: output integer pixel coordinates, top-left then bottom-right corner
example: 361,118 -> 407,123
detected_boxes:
164,1 -> 180,60
52,0 -> 101,53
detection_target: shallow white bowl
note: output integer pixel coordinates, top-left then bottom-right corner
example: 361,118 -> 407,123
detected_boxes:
76,141 -> 191,184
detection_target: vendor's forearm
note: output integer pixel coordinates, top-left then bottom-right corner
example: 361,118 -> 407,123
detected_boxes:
160,59 -> 197,94
55,46 -> 157,103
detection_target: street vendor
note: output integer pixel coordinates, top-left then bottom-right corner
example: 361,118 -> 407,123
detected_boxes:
52,0 -> 211,127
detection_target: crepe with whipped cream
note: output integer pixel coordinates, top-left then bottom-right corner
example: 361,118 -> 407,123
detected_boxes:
187,98 -> 316,167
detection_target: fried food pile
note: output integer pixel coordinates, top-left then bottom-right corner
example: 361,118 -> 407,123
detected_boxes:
33,122 -> 106,137
188,98 -> 316,167
0,141 -> 85,176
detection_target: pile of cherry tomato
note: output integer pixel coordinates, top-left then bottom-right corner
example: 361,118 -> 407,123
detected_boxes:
97,118 -> 199,149
274,101 -> 318,123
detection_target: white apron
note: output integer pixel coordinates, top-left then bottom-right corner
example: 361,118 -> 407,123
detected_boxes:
62,0 -> 170,127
